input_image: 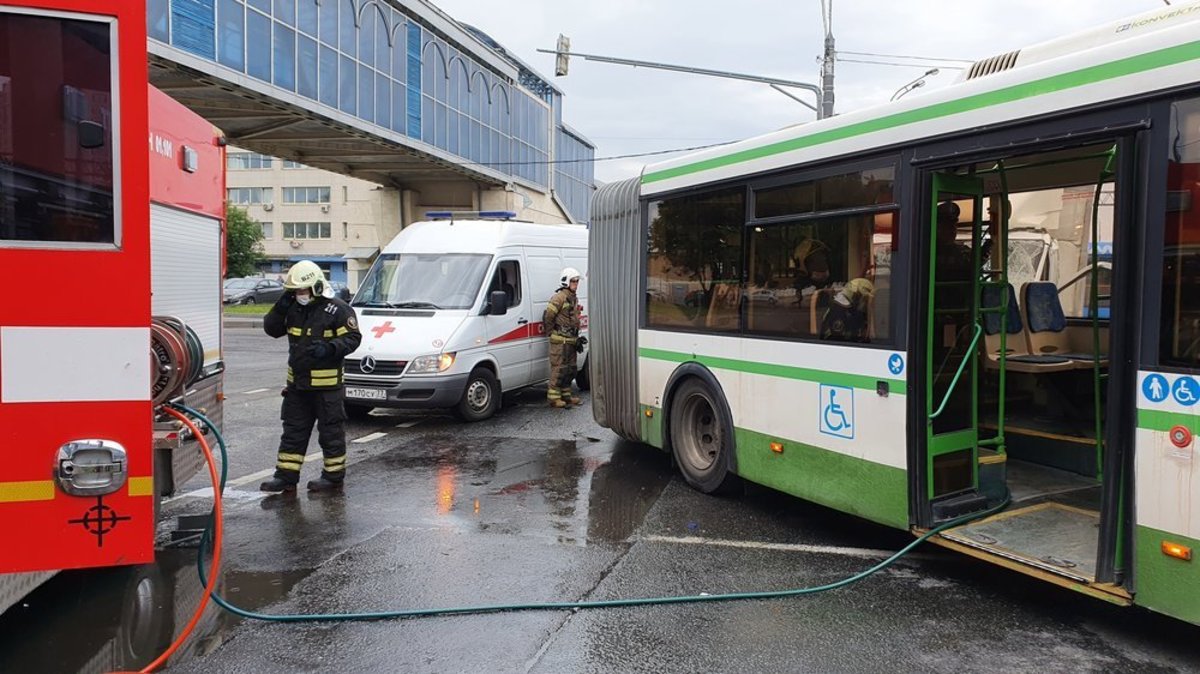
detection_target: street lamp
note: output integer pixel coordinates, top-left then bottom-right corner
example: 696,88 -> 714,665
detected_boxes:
890,68 -> 939,102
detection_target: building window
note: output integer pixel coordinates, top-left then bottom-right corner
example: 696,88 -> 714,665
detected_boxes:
227,187 -> 273,205
227,152 -> 275,170
283,221 -> 331,239
283,186 -> 331,204
646,188 -> 745,333
260,222 -> 274,239
282,159 -> 308,169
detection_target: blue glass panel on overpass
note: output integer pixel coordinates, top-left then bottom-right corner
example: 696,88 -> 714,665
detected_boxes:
273,0 -> 294,27
149,0 -> 169,41
217,0 -> 244,71
407,23 -> 421,139
318,45 -> 338,108
171,0 -> 216,60
297,35 -> 318,99
273,24 -> 295,91
247,10 -> 271,82
318,0 -> 337,45
297,0 -> 316,36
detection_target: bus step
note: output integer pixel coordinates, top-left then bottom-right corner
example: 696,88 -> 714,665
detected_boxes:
931,491 -> 990,523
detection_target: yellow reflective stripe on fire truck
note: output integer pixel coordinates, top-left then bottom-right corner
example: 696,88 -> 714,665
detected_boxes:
0,480 -> 55,503
127,476 -> 155,497
288,327 -> 303,336
311,377 -> 339,387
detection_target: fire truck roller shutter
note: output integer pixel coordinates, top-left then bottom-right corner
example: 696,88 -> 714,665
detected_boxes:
150,203 -> 222,369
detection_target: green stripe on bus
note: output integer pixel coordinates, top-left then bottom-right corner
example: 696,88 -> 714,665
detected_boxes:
1135,525 -> 1200,625
643,40 -> 1200,185
639,347 -> 905,391
735,427 -> 908,530
1137,408 -> 1200,432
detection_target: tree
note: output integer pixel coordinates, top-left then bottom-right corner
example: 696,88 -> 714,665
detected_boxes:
225,203 -> 265,278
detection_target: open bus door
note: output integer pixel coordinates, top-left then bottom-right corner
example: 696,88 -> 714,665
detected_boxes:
925,173 -> 987,517
0,0 -> 154,572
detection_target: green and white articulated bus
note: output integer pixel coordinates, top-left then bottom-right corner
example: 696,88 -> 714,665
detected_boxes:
589,3 -> 1200,625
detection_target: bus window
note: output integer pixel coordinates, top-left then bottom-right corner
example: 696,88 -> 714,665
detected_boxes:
646,188 -> 744,332
1160,97 -> 1200,369
0,12 -> 115,245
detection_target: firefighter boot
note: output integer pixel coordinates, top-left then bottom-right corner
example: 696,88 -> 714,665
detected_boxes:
260,477 -> 297,493
306,477 -> 344,492
549,399 -> 568,409
567,394 -> 583,406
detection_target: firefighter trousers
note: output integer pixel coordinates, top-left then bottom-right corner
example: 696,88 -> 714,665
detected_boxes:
546,342 -> 578,402
274,387 -> 348,484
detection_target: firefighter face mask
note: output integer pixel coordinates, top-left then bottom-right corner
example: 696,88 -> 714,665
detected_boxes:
296,290 -> 313,306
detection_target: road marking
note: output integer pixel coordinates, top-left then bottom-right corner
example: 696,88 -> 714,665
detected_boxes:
642,535 -> 898,559
395,420 -> 423,428
352,432 -> 388,443
242,388 -> 270,395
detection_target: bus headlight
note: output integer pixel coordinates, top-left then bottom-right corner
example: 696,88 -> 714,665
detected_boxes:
409,352 -> 456,374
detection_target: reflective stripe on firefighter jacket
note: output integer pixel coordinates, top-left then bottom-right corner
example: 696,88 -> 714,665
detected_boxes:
264,296 -> 362,390
542,287 -> 580,343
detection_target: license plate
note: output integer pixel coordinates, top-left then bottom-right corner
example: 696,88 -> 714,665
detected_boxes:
346,387 -> 386,400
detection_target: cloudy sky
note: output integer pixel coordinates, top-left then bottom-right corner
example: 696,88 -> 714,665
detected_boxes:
432,0 -> 1172,183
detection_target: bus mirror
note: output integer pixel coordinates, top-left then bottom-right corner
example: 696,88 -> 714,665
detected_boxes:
488,290 -> 508,316
77,120 -> 105,149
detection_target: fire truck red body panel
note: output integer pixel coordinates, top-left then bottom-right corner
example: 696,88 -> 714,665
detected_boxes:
1,0 -> 167,574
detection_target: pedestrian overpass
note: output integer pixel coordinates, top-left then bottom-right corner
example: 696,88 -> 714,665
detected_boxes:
147,0 -> 595,223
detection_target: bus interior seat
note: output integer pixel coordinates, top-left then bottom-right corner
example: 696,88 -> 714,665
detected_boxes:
980,284 -> 1075,373
808,287 -> 837,335
1021,282 -> 1109,368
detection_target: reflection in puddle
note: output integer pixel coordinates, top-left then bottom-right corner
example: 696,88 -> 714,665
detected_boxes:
0,548 -> 312,674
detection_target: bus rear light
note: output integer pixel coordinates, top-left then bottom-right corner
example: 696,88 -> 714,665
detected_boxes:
770,442 -> 784,454
1162,541 -> 1192,561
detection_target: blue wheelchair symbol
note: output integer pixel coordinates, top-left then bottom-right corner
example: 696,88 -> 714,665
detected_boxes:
1143,374 -> 1169,403
888,354 -> 905,376
1172,376 -> 1200,407
819,384 -> 855,439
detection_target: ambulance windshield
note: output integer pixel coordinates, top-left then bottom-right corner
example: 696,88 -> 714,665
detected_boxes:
353,253 -> 492,310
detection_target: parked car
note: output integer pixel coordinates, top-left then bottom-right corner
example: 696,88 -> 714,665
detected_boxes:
328,280 -> 353,302
223,277 -> 286,305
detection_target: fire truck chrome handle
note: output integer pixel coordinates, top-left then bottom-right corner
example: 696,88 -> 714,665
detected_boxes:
55,439 -> 128,496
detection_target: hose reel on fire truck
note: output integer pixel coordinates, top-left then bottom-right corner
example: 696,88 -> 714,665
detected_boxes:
151,317 -> 204,407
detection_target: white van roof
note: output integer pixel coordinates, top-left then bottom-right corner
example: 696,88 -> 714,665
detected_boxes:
382,220 -> 588,256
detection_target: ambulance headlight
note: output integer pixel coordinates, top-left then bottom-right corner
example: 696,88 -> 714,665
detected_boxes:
409,352 -> 455,374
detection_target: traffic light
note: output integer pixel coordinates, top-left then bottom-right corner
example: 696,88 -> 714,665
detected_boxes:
555,34 -> 570,76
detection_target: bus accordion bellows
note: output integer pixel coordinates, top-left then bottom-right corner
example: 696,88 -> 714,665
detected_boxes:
589,2 -> 1200,626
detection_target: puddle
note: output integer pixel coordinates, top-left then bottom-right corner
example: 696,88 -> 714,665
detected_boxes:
0,548 -> 313,673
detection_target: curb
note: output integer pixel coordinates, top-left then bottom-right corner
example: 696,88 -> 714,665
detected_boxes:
223,316 -> 265,329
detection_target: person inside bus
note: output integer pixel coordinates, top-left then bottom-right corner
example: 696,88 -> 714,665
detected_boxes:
820,277 -> 875,343
792,238 -> 833,298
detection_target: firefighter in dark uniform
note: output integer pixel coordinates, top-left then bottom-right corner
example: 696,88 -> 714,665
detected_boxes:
259,260 -> 362,493
544,267 -> 585,408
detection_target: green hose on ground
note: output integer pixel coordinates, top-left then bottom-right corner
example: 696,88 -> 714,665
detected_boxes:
171,403 -> 1009,623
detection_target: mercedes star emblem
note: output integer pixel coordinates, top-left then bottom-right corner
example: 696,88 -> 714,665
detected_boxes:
360,355 -> 377,374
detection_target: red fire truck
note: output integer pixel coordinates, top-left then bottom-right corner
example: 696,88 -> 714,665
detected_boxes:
0,0 -> 225,614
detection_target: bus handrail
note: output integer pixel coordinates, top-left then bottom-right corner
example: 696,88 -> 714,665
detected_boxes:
930,323 -> 983,422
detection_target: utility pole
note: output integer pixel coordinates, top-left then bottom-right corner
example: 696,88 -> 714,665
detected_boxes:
820,0 -> 836,118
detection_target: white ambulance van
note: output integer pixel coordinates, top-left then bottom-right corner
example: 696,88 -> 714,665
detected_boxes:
343,212 -> 589,421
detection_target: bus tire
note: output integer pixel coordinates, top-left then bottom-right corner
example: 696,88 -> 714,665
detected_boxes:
455,367 -> 500,422
345,403 -> 373,420
575,358 -> 591,391
668,377 -> 739,494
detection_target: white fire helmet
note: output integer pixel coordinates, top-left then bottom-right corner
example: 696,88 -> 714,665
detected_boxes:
283,260 -> 333,298
559,267 -> 582,286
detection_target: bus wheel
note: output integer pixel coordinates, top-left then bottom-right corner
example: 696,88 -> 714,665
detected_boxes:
669,378 -> 738,494
455,367 -> 500,422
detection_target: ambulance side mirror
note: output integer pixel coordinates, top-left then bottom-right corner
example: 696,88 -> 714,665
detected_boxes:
487,290 -> 508,316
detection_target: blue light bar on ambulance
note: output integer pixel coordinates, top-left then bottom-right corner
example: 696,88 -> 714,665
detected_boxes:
424,210 -> 518,221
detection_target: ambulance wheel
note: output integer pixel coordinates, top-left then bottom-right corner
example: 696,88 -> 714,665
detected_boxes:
456,368 -> 499,422
345,403 -> 373,420
575,358 -> 591,391
668,378 -> 739,494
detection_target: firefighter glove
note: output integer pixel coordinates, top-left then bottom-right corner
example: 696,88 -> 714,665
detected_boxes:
575,335 -> 588,354
277,292 -> 295,310
308,341 -> 333,359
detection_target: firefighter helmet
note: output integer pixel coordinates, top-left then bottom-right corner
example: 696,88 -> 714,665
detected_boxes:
559,267 -> 582,286
283,260 -> 332,297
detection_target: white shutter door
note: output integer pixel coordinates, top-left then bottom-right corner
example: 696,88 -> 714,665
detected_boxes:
151,203 -> 222,366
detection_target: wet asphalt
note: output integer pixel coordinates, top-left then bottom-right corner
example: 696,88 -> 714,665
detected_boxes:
1,329 -> 1198,673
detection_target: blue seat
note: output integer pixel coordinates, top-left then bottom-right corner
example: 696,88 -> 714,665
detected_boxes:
981,284 -> 1074,373
1022,282 -> 1107,366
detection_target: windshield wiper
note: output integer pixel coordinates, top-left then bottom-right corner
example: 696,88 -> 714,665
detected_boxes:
393,301 -> 443,309
355,301 -> 399,308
